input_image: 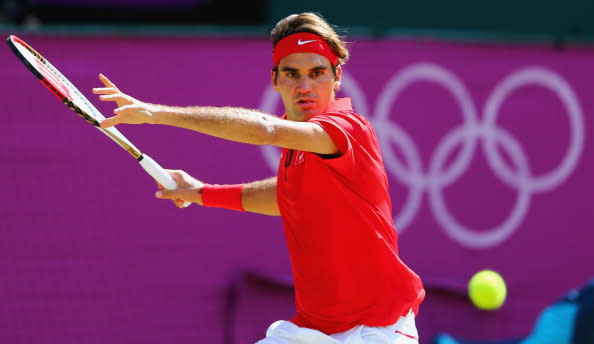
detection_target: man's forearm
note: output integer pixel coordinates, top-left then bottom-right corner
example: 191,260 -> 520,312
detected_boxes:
241,177 -> 279,216
151,105 -> 279,146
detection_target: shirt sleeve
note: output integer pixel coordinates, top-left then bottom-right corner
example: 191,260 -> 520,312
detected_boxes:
308,113 -> 357,168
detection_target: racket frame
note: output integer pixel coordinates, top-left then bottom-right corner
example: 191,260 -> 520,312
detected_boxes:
7,35 -> 184,195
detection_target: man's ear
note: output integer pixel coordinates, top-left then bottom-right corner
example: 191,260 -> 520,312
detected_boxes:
334,65 -> 342,92
271,68 -> 279,90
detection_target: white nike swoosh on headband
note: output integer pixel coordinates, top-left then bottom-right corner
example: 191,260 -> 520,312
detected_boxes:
297,39 -> 317,45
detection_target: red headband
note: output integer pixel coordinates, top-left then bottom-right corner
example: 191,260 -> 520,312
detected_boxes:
272,32 -> 339,67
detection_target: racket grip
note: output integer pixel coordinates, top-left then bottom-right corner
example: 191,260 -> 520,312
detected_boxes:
138,154 -> 191,208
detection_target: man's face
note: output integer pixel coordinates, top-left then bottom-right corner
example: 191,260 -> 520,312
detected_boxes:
272,52 -> 342,122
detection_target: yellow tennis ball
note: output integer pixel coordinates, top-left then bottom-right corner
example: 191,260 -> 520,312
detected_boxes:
468,270 -> 507,310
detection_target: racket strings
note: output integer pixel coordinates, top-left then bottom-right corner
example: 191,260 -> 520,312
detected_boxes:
17,42 -> 105,127
9,35 -> 143,160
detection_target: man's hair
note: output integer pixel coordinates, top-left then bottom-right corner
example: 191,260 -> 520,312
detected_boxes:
270,12 -> 349,67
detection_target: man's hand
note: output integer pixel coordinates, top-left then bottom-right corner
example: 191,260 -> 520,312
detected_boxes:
92,74 -> 157,128
155,169 -> 205,208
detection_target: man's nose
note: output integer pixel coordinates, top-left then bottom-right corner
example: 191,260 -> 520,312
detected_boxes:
297,76 -> 312,92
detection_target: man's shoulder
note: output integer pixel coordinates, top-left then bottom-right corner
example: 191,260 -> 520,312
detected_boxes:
315,110 -> 372,131
314,98 -> 366,119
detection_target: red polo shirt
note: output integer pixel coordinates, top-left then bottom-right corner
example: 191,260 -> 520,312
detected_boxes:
276,98 -> 425,335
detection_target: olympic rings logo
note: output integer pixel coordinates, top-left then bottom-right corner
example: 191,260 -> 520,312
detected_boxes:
259,63 -> 585,249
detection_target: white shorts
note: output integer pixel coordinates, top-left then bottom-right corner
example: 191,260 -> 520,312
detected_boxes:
255,310 -> 418,344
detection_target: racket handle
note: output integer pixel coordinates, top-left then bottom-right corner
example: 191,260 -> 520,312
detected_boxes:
138,154 -> 191,208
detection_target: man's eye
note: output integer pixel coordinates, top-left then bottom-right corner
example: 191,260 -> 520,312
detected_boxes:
287,72 -> 297,78
312,71 -> 323,77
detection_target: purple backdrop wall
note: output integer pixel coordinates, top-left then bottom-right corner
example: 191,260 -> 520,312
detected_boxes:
1,35 -> 593,344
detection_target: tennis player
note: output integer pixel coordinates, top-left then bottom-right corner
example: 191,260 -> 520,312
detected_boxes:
94,12 -> 425,344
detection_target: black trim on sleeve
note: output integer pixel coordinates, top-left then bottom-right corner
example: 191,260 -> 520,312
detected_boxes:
316,152 -> 342,160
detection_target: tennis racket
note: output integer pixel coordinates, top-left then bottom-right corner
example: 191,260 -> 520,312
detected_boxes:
7,35 -> 191,207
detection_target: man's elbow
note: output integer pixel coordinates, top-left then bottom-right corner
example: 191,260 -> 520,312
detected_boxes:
254,115 -> 280,146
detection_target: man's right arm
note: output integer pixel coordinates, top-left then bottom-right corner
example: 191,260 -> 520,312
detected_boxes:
156,170 -> 279,215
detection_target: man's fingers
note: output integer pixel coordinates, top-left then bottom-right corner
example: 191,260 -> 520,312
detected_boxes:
174,199 -> 187,208
99,73 -> 118,89
164,169 -> 185,184
98,93 -> 129,103
100,116 -> 120,128
92,87 -> 110,94
156,189 -> 182,200
92,87 -> 119,95
155,189 -> 196,203
112,104 -> 140,116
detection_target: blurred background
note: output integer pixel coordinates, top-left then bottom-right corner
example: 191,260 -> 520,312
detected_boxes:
1,1 -> 593,344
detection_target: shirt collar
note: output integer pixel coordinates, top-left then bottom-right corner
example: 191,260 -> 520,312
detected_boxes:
326,97 -> 352,113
